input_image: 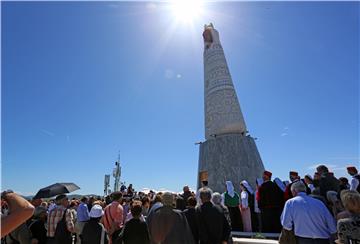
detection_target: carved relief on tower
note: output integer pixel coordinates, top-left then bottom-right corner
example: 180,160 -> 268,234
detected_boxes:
203,25 -> 247,139
205,59 -> 233,94
204,49 -> 226,64
206,72 -> 231,88
205,88 -> 246,138
206,65 -> 228,78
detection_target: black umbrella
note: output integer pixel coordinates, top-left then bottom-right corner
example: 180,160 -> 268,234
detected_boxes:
33,183 -> 80,199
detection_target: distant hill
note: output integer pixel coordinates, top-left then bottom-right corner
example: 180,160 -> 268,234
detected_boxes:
23,194 -> 101,200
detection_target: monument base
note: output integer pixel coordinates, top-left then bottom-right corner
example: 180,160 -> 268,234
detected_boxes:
198,133 -> 265,193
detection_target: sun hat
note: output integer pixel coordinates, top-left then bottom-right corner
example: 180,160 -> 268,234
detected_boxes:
89,204 -> 104,218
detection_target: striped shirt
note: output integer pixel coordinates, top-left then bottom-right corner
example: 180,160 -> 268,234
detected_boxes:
102,201 -> 124,233
47,205 -> 75,237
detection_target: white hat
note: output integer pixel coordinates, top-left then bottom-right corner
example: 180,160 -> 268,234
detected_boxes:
89,204 -> 104,218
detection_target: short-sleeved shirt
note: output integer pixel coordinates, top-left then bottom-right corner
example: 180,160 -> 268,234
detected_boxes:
47,206 -> 75,237
281,192 -> 337,239
350,175 -> 360,192
77,202 -> 90,222
102,201 -> 124,232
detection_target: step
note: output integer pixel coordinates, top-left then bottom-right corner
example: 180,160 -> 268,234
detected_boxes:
233,238 -> 279,244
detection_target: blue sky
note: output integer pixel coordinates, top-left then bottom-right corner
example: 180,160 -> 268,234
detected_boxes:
2,1 -> 359,196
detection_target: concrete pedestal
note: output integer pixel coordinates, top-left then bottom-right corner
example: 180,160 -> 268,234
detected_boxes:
198,133 -> 265,193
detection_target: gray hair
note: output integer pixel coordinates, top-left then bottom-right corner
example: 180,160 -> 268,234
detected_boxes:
212,192 -> 222,205
162,192 -> 174,207
340,190 -> 360,214
291,180 -> 306,193
34,206 -> 47,218
199,187 -> 212,202
327,191 -> 339,203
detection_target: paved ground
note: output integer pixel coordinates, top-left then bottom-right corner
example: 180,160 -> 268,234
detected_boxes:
233,238 -> 279,244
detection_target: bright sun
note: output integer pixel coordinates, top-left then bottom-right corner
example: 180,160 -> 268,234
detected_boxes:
171,0 -> 204,23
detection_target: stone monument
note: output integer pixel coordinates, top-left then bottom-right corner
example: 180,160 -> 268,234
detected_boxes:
198,23 -> 265,193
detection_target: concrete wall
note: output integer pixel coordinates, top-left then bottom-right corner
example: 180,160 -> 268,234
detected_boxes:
198,133 -> 265,193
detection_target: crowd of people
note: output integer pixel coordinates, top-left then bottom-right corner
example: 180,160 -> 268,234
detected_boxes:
1,164 -> 360,244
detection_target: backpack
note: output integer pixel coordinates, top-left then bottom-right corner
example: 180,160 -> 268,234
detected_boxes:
1,234 -> 20,244
54,209 -> 72,244
2,222 -> 32,244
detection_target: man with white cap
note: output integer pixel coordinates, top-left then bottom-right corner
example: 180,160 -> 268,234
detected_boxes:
81,204 -> 108,244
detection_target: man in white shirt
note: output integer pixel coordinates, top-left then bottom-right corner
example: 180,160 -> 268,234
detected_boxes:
347,166 -> 360,192
281,181 -> 337,244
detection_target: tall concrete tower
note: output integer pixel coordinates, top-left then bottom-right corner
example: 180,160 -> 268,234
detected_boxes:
198,23 -> 265,193
203,23 -> 247,140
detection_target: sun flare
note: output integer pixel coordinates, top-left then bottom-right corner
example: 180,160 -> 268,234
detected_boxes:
170,0 -> 204,23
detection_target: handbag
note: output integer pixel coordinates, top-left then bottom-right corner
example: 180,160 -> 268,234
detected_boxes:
279,228 -> 296,244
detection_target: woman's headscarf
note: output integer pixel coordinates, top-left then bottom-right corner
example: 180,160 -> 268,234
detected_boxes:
274,178 -> 286,192
225,181 -> 235,197
305,174 -> 313,182
240,180 -> 254,195
256,178 -> 263,186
